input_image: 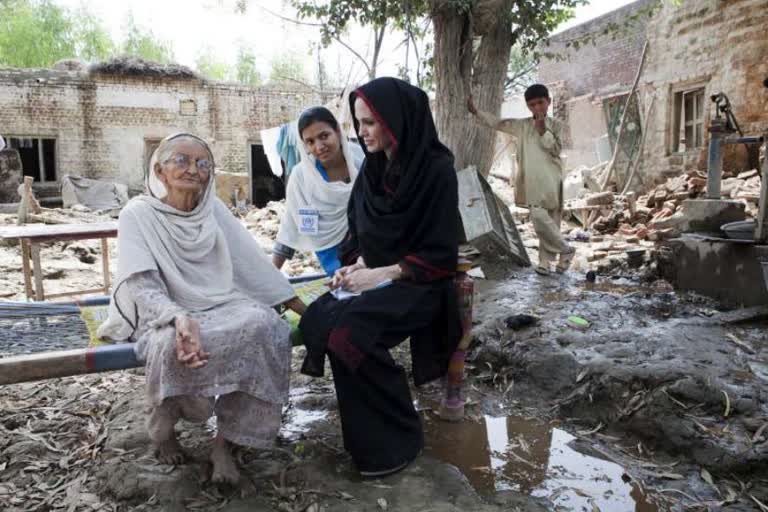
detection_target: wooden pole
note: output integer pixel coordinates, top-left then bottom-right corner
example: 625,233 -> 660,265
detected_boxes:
100,238 -> 111,293
31,243 -> 44,301
20,238 -> 34,301
600,41 -> 649,192
621,94 -> 657,195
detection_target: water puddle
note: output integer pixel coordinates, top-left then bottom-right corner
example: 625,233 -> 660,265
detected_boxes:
279,389 -> 658,510
582,279 -> 654,296
423,413 -> 658,511
281,386 -> 333,440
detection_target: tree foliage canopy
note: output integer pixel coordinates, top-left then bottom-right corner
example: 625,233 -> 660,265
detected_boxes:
0,0 -> 113,67
269,52 -> 308,85
292,0 -> 418,46
235,45 -> 262,86
287,0 -> 583,89
195,46 -> 231,81
120,13 -> 175,64
0,1 -> 175,68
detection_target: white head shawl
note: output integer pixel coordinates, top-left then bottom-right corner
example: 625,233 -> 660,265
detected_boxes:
97,133 -> 295,341
0,135 -> 5,152
276,128 -> 364,252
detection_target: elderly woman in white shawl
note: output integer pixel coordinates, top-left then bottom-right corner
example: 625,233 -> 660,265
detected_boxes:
273,107 -> 364,276
98,133 -> 305,485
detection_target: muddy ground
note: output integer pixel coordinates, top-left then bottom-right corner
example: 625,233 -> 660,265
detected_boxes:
3,266 -> 768,511
2,196 -> 768,510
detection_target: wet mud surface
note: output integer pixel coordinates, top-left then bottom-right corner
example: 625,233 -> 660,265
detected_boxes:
2,268 -> 768,510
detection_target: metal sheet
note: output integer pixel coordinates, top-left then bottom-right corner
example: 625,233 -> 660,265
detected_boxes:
457,167 -> 530,267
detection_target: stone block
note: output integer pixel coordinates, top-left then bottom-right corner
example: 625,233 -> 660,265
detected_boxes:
585,191 -> 614,206
738,169 -> 759,180
588,251 -> 608,261
680,199 -> 747,233
659,237 -> 768,306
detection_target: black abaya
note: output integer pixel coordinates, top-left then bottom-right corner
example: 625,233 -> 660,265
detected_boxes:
299,77 -> 462,474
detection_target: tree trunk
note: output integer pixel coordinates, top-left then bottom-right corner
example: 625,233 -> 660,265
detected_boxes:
467,10 -> 514,176
370,24 -> 387,81
432,4 -> 473,169
431,0 -> 514,176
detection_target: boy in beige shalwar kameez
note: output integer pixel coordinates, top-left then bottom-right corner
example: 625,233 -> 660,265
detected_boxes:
469,84 -> 575,275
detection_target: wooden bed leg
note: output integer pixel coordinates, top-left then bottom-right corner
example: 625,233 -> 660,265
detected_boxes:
101,238 -> 111,293
30,243 -> 44,301
20,238 -> 34,301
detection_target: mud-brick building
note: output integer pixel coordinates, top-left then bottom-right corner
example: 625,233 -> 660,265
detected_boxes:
0,60 -> 331,202
538,0 -> 768,188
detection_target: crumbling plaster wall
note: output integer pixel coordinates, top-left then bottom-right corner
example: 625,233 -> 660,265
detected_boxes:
638,0 -> 768,186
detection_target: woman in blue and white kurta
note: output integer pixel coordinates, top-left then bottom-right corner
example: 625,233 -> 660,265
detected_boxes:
273,107 -> 364,276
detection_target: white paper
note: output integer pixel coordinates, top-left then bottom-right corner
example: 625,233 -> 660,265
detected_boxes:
331,279 -> 393,301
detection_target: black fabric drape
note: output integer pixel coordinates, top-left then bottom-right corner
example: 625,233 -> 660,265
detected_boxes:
339,77 -> 459,280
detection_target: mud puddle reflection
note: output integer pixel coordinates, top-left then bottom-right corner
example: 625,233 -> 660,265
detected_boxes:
423,413 -> 658,511
281,386 -> 334,440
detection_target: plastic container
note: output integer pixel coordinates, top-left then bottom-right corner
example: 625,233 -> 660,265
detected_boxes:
721,220 -> 756,240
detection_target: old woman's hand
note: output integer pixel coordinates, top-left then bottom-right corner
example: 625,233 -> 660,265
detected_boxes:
175,315 -> 210,369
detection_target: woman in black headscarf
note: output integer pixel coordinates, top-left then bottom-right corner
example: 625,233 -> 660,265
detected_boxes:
299,77 -> 462,477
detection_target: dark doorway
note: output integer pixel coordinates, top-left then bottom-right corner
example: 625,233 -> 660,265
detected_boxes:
250,144 -> 284,208
8,137 -> 57,182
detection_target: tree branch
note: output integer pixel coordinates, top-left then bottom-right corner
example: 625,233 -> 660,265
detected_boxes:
369,23 -> 387,79
270,75 -> 323,93
504,61 -> 536,94
258,5 -> 323,27
258,4 -> 371,75
333,37 -> 372,74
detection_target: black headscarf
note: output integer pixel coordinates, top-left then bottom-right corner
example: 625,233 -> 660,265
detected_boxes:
342,77 -> 459,279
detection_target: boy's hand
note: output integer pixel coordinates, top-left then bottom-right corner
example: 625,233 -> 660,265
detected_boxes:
533,112 -> 547,135
467,95 -> 478,116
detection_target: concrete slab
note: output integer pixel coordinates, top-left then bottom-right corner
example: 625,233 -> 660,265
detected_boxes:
681,199 -> 746,233
659,235 -> 768,306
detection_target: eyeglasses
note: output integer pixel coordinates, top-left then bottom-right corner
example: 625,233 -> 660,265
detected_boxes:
164,153 -> 213,174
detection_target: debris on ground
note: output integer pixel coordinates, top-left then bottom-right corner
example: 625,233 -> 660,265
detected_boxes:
504,314 -> 539,330
565,167 -> 763,241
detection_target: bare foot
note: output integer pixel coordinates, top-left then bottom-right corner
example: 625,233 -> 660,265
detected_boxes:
154,437 -> 185,465
210,435 -> 240,485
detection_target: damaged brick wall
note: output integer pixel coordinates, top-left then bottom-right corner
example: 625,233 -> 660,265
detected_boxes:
536,0 -> 653,170
639,0 -> 768,186
0,68 -> 329,192
536,0 -> 768,189
538,0 -> 653,98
